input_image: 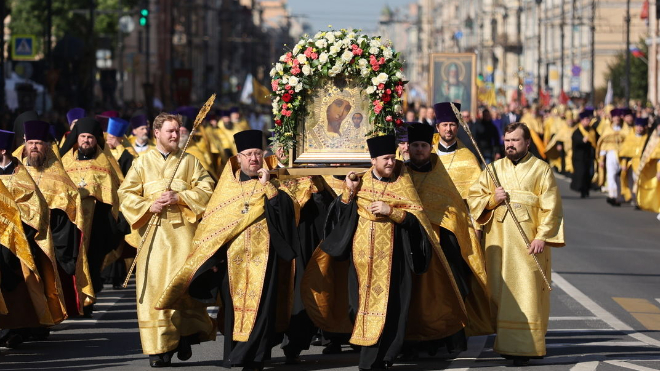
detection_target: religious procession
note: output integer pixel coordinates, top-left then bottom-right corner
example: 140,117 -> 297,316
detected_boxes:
1,1 -> 660,371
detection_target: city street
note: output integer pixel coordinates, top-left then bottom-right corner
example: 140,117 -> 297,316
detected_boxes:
1,175 -> 659,371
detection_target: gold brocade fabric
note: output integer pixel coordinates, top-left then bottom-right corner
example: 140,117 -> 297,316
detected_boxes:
408,155 -> 492,336
118,149 -> 216,355
0,181 -> 34,273
520,112 -> 544,135
636,129 -> 660,212
0,161 -> 67,325
436,140 -> 481,200
619,133 -> 648,201
103,145 -> 125,182
350,163 -> 466,345
321,175 -> 347,197
577,124 -> 597,149
468,153 -> 564,357
61,146 -> 121,219
595,125 -> 627,186
186,141 -> 218,180
544,123 -> 574,173
14,145 -> 91,310
156,156 -> 295,343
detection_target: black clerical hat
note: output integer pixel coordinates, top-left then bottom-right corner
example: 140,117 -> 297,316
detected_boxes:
234,130 -> 263,153
434,102 -> 460,124
367,135 -> 396,158
24,120 -> 50,141
407,123 -> 434,145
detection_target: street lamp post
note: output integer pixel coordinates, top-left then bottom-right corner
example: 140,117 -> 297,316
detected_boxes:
536,0 -> 543,103
625,0 -> 631,107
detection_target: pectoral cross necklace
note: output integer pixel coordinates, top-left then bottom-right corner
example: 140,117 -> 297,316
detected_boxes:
239,178 -> 259,214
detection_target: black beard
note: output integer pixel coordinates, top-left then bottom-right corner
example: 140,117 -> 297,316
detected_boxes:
79,145 -> 96,158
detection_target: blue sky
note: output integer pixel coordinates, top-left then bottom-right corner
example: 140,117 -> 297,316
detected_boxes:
285,0 -> 413,34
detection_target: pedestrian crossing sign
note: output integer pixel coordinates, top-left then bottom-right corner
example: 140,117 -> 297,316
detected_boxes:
11,35 -> 37,60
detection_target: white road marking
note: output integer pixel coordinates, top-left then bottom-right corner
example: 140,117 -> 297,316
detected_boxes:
550,316 -> 600,321
552,272 -> 660,348
569,361 -> 599,371
547,341 -> 650,348
605,360 -> 660,371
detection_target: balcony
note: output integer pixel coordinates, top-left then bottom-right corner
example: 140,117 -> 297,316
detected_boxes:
496,33 -> 523,54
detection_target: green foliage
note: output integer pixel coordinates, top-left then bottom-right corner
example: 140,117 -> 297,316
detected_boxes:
8,0 -> 140,55
603,38 -> 649,105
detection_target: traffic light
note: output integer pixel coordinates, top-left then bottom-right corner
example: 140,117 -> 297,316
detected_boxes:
139,7 -> 149,26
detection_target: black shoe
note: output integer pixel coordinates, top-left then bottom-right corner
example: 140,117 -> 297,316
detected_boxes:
82,305 -> 94,318
512,357 -> 530,366
310,334 -> 323,346
4,333 -> 24,349
177,337 -> 192,361
284,348 -> 301,364
149,358 -> 171,367
322,342 -> 342,354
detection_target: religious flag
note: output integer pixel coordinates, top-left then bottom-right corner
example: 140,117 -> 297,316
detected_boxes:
604,80 -> 613,106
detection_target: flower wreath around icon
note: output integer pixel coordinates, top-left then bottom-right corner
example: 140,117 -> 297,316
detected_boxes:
269,28 -> 408,151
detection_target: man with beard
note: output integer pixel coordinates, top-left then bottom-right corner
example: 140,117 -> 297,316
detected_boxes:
571,110 -> 597,198
302,135 -> 467,371
395,126 -> 409,162
118,113 -> 216,367
404,124 -> 491,357
14,120 -> 89,318
129,114 -> 154,154
433,103 -> 481,200
596,109 -> 628,206
156,129 -> 299,370
468,123 -> 564,366
60,118 -> 126,312
0,132 -> 66,348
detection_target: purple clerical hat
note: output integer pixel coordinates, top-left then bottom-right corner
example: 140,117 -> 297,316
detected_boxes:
434,102 -> 460,124
67,108 -> 85,125
24,121 -> 50,141
0,130 -> 15,150
130,114 -> 148,129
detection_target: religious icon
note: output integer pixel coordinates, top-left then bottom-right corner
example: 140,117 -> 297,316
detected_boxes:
295,77 -> 373,164
430,53 -> 477,117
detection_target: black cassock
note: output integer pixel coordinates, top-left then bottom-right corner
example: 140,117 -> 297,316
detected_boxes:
320,176 -> 432,370
571,127 -> 595,196
188,176 -> 298,369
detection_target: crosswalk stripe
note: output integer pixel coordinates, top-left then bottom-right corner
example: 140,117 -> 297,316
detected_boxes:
570,361 -> 599,371
547,341 -> 650,348
605,360 -> 660,371
550,316 -> 600,321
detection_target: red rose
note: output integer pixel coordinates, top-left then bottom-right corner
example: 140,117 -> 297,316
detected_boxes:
285,85 -> 291,90
386,89 -> 391,94
395,85 -> 404,97
395,119 -> 403,126
378,57 -> 385,65
275,119 -> 282,126
288,89 -> 294,95
282,93 -> 292,103
378,83 -> 385,90
382,94 -> 391,103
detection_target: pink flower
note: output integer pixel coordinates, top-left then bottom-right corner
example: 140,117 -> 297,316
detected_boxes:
378,57 -> 385,65
304,47 -> 313,57
385,89 -> 391,94
378,83 -> 385,90
372,64 -> 380,71
282,109 -> 292,117
292,59 -> 300,67
310,52 -> 318,60
385,115 -> 392,122
271,79 -> 280,91
373,100 -> 383,114
288,89 -> 294,95
282,103 -> 288,109
352,44 -> 358,50
395,84 -> 404,97
352,48 -> 363,56
291,66 -> 301,75
284,52 -> 292,63
285,85 -> 291,90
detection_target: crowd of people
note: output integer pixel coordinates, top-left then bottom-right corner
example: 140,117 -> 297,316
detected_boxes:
400,102 -> 660,221
0,99 -> 573,371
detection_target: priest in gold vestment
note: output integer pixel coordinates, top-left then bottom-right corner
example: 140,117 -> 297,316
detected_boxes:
432,102 -> 481,200
118,113 -> 216,367
1,130 -> 67,345
157,130 -> 299,370
60,118 -> 127,312
635,127 -> 660,215
13,120 -> 88,318
596,109 -> 628,206
468,123 -> 564,366
302,135 -> 467,371
619,118 -> 649,205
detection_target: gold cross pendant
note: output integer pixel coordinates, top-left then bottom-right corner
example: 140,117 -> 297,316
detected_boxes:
78,178 -> 87,188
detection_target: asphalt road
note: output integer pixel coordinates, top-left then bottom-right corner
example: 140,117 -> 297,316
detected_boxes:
1,174 -> 660,370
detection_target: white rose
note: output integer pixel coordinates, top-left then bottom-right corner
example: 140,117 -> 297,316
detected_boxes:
302,64 -> 312,76
282,75 -> 289,84
370,39 -> 381,48
347,32 -> 355,40
293,44 -> 302,55
357,37 -> 366,45
272,102 -> 279,114
326,33 -> 335,43
341,50 -> 353,63
371,72 -> 388,85
314,31 -> 323,39
334,31 -> 342,37
319,52 -> 329,64
394,104 -> 402,113
396,71 -> 404,79
329,44 -> 341,55
383,47 -> 393,59
358,58 -> 368,68
276,63 -> 284,73
269,67 -> 276,77
297,54 -> 307,64
328,65 -> 342,77
295,82 -> 303,92
279,54 -> 286,62
288,76 -> 299,86
315,39 -> 327,49
361,68 -> 371,77
366,86 -> 376,94
369,46 -> 379,55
